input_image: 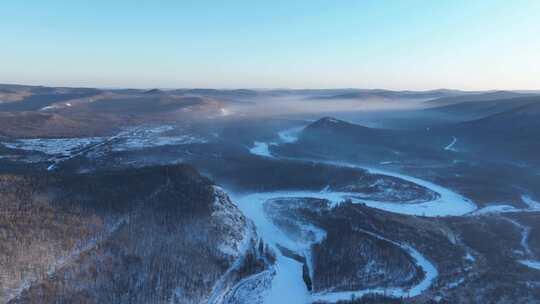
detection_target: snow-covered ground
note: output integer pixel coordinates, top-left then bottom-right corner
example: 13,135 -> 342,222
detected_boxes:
446,277 -> 466,289
380,160 -> 400,165
519,260 -> 540,271
221,270 -> 274,304
444,136 -> 458,151
312,242 -> 437,301
111,125 -> 206,152
233,192 -> 438,304
282,159 -> 477,217
208,187 -> 258,304
522,195 -> 540,209
249,142 -> 274,158
2,125 -> 207,156
501,216 -> 540,272
505,218 -> 532,257
249,126 -> 304,158
236,126 -> 489,302
240,185 -> 475,217
1,125 -> 207,170
232,193 -> 311,304
313,227 -> 438,302
277,126 -> 304,144
471,204 -> 520,215
113,135 -> 206,151
465,252 -> 476,262
247,128 -> 478,217
7,216 -> 129,302
2,137 -> 104,156
472,195 -> 540,215
358,166 -> 476,216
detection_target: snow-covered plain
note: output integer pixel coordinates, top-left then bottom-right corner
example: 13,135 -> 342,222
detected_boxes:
111,125 -> 206,152
1,125 -> 208,170
112,135 -> 206,151
2,125 -> 207,156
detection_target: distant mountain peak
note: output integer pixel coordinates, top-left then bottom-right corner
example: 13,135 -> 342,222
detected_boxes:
144,88 -> 164,94
318,117 -> 341,124
309,117 -> 348,128
307,117 -> 365,131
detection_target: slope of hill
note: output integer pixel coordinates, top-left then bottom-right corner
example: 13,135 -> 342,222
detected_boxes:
1,164 -> 270,304
275,117 -> 440,163
80,95 -> 205,115
0,84 -> 226,138
0,112 -> 107,138
427,91 -> 538,106
428,95 -> 540,120
301,117 -> 381,138
463,102 -> 540,133
0,88 -> 102,112
309,89 -> 468,101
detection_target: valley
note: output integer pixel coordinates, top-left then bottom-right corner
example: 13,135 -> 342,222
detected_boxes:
1,85 -> 540,303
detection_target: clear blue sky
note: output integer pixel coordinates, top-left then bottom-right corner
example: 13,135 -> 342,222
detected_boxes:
1,1 -> 539,90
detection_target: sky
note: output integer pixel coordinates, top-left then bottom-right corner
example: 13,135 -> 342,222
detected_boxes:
1,1 -> 539,90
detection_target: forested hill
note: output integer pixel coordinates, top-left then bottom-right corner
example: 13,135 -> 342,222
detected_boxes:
1,164 -> 268,304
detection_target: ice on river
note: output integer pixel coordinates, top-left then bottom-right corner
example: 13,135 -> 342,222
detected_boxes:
233,191 -> 439,303
249,142 -> 274,158
519,260 -> 540,271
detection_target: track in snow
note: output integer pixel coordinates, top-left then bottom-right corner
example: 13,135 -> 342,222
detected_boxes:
444,136 -> 458,151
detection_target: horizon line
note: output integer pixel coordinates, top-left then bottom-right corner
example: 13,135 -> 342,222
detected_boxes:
1,82 -> 540,93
